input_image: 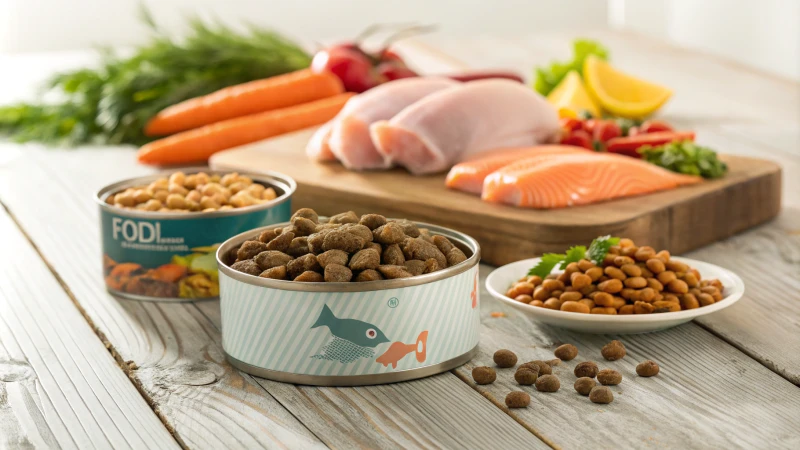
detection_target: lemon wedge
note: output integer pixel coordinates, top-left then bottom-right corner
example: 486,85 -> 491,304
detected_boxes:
546,71 -> 601,118
583,55 -> 672,119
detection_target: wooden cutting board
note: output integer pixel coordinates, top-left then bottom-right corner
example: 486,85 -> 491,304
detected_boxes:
210,128 -> 782,266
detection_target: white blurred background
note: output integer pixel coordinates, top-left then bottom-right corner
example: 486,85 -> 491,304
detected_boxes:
1,0 -> 798,81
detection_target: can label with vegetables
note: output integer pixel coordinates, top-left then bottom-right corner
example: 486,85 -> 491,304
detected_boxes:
97,170 -> 295,301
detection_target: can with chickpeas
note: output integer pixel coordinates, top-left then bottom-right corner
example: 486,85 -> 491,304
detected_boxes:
96,168 -> 295,302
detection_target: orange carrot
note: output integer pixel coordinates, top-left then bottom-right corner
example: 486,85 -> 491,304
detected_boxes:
137,92 -> 355,165
144,69 -> 344,136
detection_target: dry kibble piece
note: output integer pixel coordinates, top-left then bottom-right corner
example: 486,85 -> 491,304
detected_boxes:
294,271 -> 324,282
646,258 -> 666,274
514,368 -> 538,385
316,249 -> 349,268
291,208 -> 319,223
585,267 -> 604,282
682,272 -> 700,288
377,265 -> 413,279
579,299 -> 596,309
570,272 -> 592,289
680,293 -> 700,310
542,279 -> 565,291
267,231 -> 295,252
505,391 -> 530,408
574,377 -> 596,395
652,300 -> 681,313
601,340 -> 627,361
258,229 -> 279,243
604,266 -> 626,280
341,223 -> 374,243
373,222 -> 406,245
636,360 -> 660,377
254,251 -> 293,270
614,256 -> 635,267
322,229 -> 364,253
382,244 -> 406,265
259,266 -> 287,280
515,294 -> 534,303
231,260 -> 262,276
329,211 -> 359,224
535,374 -> 560,392
423,258 -> 440,274
589,386 -> 614,404
597,369 -> 622,385
666,260 -> 689,273
287,254 -> 322,279
526,360 -> 552,375
697,293 -> 716,307
472,366 -> 496,385
350,248 -> 381,271
619,304 -> 635,314
560,291 -> 583,302
634,301 -> 655,314
657,270 -> 677,285
554,344 -> 578,361
359,213 -> 387,230
591,306 -> 617,315
354,269 -> 384,282
403,238 -> 447,268
324,264 -> 353,282
560,300 -> 590,313
444,247 -> 468,267
593,292 -> 614,307
544,298 -> 564,310
287,237 -> 311,257
574,361 -> 599,378
237,240 -> 268,261
598,279 -> 623,293
493,349 -> 518,368
403,259 -> 426,276
290,217 -> 318,237
624,276 -> 647,289
667,279 -> 689,294
393,219 -> 421,237
547,358 -> 561,367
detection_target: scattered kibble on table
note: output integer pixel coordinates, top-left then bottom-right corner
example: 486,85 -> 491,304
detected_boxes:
574,377 -> 597,395
636,360 -> 660,377
514,368 -> 538,385
597,369 -> 623,386
601,340 -> 627,361
505,391 -> 531,408
554,343 -> 578,361
472,366 -> 497,385
493,349 -> 518,368
574,361 -> 599,378
535,374 -> 561,392
589,386 -> 614,404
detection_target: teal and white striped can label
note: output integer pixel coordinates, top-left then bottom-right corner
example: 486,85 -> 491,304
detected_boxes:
220,264 -> 480,376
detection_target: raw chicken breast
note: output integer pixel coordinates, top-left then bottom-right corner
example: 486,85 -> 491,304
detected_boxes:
445,145 -> 588,195
482,152 -> 702,208
370,79 -> 559,175
328,77 -> 459,170
306,122 -> 336,162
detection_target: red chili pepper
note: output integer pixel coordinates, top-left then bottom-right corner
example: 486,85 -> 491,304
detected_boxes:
606,131 -> 696,158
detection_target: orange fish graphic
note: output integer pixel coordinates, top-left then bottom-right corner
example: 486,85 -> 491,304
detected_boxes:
471,270 -> 478,309
375,331 -> 428,369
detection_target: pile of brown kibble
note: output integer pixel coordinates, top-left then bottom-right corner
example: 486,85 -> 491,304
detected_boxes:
471,340 -> 660,408
506,238 -> 724,314
229,208 -> 468,282
107,171 -> 277,213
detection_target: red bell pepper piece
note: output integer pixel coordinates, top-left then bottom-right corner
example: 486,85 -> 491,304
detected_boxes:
605,131 -> 696,158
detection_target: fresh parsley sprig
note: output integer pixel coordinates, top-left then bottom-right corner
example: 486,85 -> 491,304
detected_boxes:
528,236 -> 620,278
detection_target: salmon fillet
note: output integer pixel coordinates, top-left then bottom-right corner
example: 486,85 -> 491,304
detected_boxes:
482,152 -> 703,208
327,77 -> 459,170
445,145 -> 589,195
370,79 -> 559,175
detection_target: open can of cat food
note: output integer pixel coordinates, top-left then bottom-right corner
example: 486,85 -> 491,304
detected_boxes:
216,221 -> 481,386
96,168 -> 295,302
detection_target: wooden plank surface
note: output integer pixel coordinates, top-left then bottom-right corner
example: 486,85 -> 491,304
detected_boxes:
211,133 -> 781,266
0,202 -> 179,449
0,146 -> 548,449
462,266 -> 800,449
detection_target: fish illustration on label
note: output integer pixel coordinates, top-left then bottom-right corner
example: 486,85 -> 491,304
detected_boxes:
376,331 -> 428,369
310,304 -> 390,364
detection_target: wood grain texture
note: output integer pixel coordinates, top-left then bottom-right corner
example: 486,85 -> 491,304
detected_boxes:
464,266 -> 800,449
212,137 -> 781,266
0,204 -> 179,449
0,147 -> 325,449
0,146 -> 547,449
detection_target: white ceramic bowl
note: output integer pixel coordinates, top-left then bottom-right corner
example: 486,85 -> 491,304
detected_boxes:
486,256 -> 744,334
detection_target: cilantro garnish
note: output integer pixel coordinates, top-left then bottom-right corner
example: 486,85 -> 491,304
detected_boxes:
527,236 -> 619,278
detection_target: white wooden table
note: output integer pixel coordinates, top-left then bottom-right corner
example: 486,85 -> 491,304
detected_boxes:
1,30 -> 799,449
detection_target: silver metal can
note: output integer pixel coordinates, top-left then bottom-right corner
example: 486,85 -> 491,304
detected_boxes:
96,168 -> 295,302
217,221 -> 481,386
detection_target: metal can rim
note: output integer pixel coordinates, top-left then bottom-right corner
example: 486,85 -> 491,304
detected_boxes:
94,166 -> 296,220
216,220 -> 481,292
